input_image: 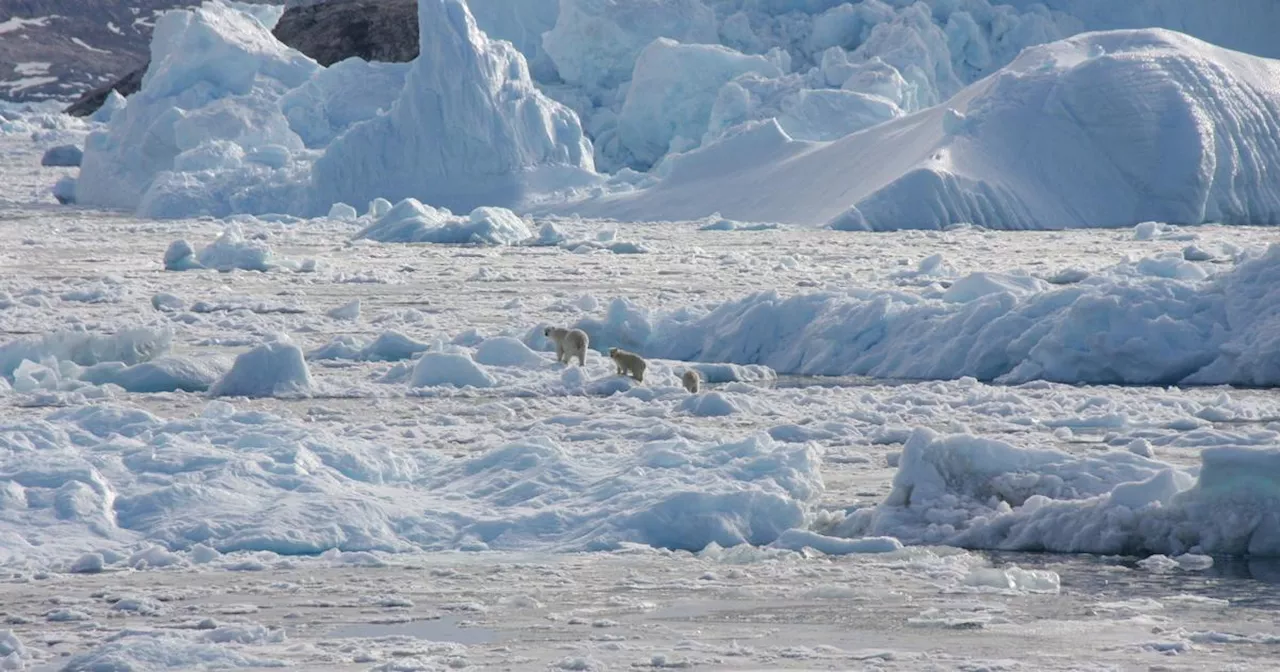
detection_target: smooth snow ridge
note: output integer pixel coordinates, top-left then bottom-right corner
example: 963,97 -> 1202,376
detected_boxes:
574,244 -> 1280,387
0,404 -> 820,568
560,30 -> 1280,229
835,427 -> 1280,557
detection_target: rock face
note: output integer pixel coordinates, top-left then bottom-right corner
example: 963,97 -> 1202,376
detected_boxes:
63,68 -> 147,118
63,0 -> 418,117
1,0 -> 281,106
0,0 -> 193,104
272,0 -> 418,66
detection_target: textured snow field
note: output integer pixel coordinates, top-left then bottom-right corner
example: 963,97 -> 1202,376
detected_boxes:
9,550 -> 1280,671
7,132 -> 1280,670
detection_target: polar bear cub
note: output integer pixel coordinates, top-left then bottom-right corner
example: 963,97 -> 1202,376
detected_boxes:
544,326 -> 589,366
681,369 -> 701,393
608,347 -> 646,382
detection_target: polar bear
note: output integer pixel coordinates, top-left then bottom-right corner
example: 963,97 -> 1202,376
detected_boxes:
681,369 -> 701,393
544,326 -> 589,366
608,347 -> 647,382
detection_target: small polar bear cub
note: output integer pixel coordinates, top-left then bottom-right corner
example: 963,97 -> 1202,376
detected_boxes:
544,326 -> 589,366
608,347 -> 646,382
681,369 -> 701,393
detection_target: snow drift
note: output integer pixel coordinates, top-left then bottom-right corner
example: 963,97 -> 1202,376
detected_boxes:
576,244 -> 1280,387
309,0 -> 596,214
836,427 -> 1280,557
559,30 -> 1280,229
0,405 -> 821,568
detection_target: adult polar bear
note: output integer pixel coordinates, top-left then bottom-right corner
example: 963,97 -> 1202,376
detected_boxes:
544,326 -> 589,366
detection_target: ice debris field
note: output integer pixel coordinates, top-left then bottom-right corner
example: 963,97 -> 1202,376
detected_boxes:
4,0 -> 1280,669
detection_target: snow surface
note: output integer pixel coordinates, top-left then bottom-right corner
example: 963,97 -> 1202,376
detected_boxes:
6,160 -> 1280,667
10,1 -> 1280,667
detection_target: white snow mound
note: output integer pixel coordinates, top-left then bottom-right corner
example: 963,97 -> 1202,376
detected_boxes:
209,340 -> 313,397
409,352 -> 497,389
559,29 -> 1280,229
354,199 -> 533,245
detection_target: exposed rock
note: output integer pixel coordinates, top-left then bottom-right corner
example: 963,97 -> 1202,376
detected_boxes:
1,0 -> 280,105
63,67 -> 146,118
273,0 -> 418,67
63,0 -> 418,117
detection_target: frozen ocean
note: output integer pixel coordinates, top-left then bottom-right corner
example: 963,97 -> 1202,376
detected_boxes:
3,0 -> 1280,669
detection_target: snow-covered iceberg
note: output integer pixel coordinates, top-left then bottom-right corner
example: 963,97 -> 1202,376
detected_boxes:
76,1 -> 319,218
558,29 -> 1280,229
571,244 -> 1280,387
59,0 -> 1280,230
309,0 -> 596,214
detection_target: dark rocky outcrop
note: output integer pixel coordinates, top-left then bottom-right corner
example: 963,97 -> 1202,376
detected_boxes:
1,0 -> 282,104
63,0 -> 418,117
63,68 -> 146,118
273,0 -> 418,67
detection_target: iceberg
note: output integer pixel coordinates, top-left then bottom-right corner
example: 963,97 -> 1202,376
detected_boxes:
309,0 -> 596,215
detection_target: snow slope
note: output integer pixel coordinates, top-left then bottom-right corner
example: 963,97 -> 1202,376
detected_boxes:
556,29 -> 1280,229
309,0 -> 596,215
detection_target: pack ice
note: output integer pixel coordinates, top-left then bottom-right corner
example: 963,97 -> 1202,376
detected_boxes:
0,404 -> 820,569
